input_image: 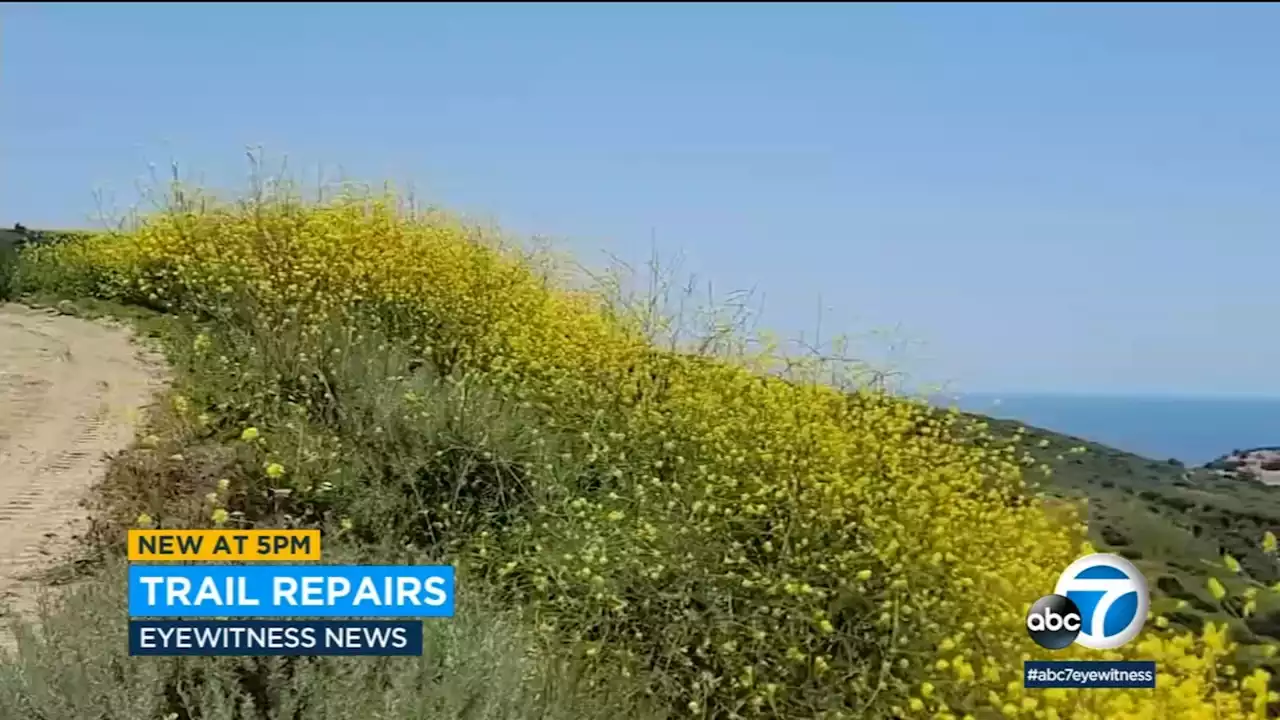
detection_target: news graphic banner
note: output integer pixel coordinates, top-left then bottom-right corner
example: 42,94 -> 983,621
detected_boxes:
1024,661 -> 1157,689
129,529 -> 322,562
126,529 -> 455,657
128,565 -> 455,617
129,620 -> 425,656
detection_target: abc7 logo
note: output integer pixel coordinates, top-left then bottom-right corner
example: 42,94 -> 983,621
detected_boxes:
1026,594 -> 1083,650
1026,553 -> 1149,650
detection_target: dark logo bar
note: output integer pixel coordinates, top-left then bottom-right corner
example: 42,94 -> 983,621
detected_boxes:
1024,660 -> 1157,689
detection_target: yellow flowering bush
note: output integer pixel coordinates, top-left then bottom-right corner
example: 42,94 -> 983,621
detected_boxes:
18,184 -> 1276,718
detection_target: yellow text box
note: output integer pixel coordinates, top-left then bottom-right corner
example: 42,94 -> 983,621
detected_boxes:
128,530 -> 321,561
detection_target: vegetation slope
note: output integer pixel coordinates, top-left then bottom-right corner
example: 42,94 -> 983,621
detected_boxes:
971,414 -> 1280,648
0,179 -> 1277,720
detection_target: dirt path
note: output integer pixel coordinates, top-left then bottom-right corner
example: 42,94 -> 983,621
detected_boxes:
0,303 -> 164,646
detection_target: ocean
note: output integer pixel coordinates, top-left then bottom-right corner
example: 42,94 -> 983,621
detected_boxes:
931,394 -> 1280,467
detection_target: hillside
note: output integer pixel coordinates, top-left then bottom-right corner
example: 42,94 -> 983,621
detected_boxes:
969,410 -> 1280,643
1,226 -> 43,249
3,195 -> 1276,719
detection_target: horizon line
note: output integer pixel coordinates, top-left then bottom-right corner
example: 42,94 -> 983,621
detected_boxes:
921,390 -> 1280,401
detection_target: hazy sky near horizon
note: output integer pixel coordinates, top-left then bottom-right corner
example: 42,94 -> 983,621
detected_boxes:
4,3 -> 1279,396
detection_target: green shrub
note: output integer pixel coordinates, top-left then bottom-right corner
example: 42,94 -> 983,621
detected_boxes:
0,241 -> 17,301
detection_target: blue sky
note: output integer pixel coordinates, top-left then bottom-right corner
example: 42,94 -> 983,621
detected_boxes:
4,3 -> 1279,396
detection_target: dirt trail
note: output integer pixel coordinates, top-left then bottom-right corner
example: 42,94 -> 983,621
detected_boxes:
0,303 -> 164,646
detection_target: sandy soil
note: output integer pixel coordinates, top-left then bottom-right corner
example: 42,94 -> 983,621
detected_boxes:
0,303 -> 164,648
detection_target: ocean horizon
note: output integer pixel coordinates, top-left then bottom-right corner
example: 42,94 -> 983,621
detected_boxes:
927,393 -> 1280,466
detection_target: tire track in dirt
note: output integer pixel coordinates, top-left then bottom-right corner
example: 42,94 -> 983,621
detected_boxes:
0,303 -> 166,648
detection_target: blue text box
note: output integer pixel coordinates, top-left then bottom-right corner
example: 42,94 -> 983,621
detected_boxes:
1024,661 -> 1156,689
128,565 -> 455,617
129,620 -> 423,656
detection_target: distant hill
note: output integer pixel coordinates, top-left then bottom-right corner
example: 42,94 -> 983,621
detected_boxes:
966,409 -> 1280,644
0,225 -> 94,250
0,227 -> 28,250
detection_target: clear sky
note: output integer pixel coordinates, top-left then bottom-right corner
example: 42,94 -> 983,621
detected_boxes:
4,3 -> 1279,396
